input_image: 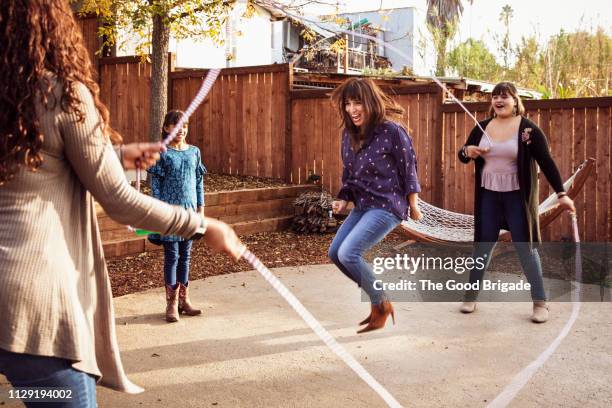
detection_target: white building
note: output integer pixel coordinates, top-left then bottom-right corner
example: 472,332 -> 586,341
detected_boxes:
340,7 -> 435,76
115,3 -> 435,75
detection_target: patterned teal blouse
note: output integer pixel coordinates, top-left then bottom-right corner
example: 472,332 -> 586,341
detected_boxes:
147,145 -> 206,242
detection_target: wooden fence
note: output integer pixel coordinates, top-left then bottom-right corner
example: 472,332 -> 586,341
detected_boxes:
75,15 -> 99,77
442,97 -> 612,242
99,56 -> 153,143
170,65 -> 290,179
93,56 -> 611,241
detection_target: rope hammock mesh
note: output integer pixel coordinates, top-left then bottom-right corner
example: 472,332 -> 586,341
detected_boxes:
401,162 -> 587,243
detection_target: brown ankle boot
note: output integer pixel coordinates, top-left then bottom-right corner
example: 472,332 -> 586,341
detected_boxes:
165,285 -> 180,323
357,300 -> 395,334
178,282 -> 202,316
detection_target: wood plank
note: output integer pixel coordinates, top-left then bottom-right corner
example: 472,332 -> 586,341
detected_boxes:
301,98 -> 312,184
441,97 -> 612,113
585,108 -> 598,241
244,73 -> 256,175
291,99 -> 300,184
201,77 -> 212,174
561,108 -> 574,239
549,109 -> 564,240
225,75 -> 239,174
457,112 -> 468,214
418,94 -> 429,201
313,98 -> 322,182
282,71 -> 293,182
236,73 -> 246,174
444,112 -> 456,211
264,72 -> 273,177
169,63 -> 289,80
212,73 -> 224,172
538,108 -> 552,240
572,108 -> 586,239
270,72 -> 279,178
593,107 -> 612,242
431,89 -> 444,206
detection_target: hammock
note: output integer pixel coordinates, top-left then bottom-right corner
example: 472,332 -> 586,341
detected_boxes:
400,158 -> 595,243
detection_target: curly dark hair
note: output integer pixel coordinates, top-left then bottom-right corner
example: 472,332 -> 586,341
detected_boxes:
0,0 -> 120,186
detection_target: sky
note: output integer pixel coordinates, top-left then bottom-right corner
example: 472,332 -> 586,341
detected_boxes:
301,0 -> 611,59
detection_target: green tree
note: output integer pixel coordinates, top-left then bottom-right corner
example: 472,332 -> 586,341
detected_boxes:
426,0 -> 473,76
447,39 -> 501,80
512,27 -> 611,97
512,36 -> 545,93
75,0 -> 232,141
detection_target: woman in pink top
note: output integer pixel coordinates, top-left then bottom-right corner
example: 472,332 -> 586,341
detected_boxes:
458,82 -> 575,323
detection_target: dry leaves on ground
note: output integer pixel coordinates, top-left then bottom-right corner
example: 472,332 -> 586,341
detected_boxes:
107,229 -> 408,297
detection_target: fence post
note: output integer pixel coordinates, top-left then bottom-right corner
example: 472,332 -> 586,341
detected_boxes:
432,86 -> 445,207
167,52 -> 176,110
284,63 -> 294,183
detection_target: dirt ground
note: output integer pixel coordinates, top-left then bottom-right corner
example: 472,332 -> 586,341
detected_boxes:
133,172 -> 289,195
107,228 -> 407,297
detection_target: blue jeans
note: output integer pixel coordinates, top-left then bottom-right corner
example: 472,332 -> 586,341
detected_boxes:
466,189 -> 547,301
0,348 -> 96,408
328,208 -> 401,304
163,240 -> 193,286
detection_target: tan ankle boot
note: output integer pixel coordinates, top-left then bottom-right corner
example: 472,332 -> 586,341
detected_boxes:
531,302 -> 549,323
165,285 -> 180,323
460,302 -> 477,313
178,283 -> 202,316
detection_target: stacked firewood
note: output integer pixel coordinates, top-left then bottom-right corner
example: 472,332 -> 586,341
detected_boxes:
292,191 -> 338,233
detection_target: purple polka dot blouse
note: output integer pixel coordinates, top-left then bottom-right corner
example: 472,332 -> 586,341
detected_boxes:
337,121 -> 421,220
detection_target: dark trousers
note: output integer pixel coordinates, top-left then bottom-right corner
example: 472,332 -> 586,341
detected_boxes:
466,189 -> 546,301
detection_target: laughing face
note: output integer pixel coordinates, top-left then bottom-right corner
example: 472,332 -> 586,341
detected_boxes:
491,92 -> 517,118
345,98 -> 366,128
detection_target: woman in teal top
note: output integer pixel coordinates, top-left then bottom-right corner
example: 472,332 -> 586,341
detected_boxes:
148,110 -> 206,322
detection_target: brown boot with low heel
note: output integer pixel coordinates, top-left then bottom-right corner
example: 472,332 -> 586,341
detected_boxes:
178,282 -> 202,316
357,301 -> 395,334
165,285 -> 180,323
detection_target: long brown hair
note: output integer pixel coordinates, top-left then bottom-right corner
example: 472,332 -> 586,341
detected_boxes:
488,82 -> 526,117
0,0 -> 120,186
331,78 -> 405,151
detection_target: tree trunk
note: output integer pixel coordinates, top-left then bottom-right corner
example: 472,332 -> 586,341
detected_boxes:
149,14 -> 170,142
435,36 -> 447,77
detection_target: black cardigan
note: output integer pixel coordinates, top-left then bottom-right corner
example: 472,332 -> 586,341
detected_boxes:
458,116 -> 565,244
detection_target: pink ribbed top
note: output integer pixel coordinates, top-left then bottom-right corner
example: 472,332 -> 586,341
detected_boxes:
478,133 -> 520,191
